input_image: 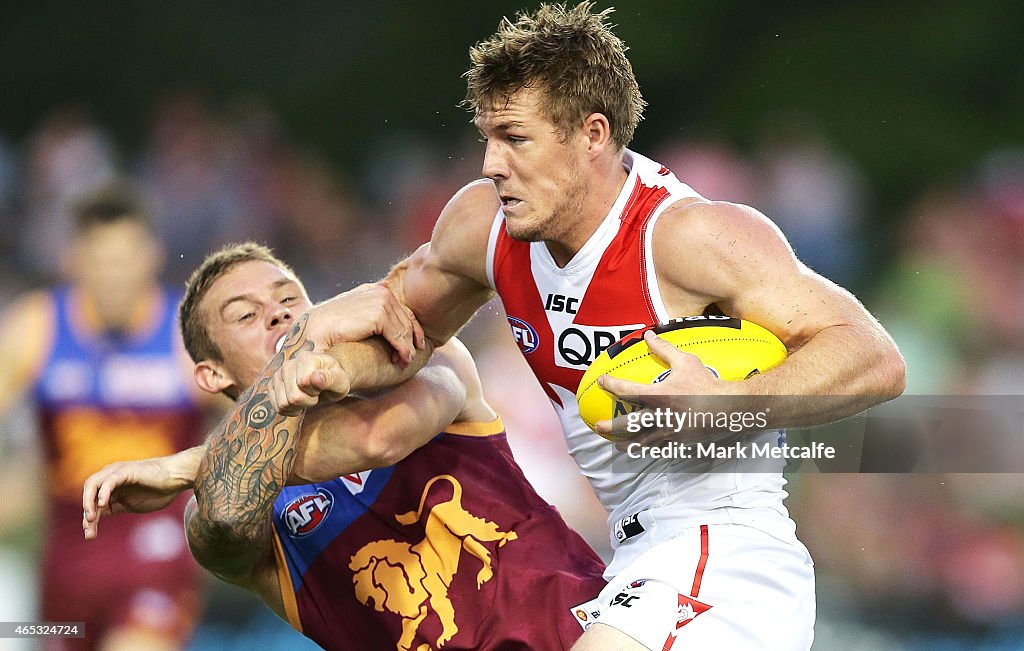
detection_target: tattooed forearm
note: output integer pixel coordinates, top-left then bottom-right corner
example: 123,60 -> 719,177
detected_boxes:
187,315 -> 313,581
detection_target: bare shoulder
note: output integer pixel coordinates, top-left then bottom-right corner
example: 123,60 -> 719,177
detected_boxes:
427,180 -> 500,280
432,180 -> 500,247
184,495 -> 280,598
390,181 -> 497,343
655,199 -> 793,261
0,290 -> 55,328
651,198 -> 886,350
0,290 -> 56,380
652,199 -> 799,299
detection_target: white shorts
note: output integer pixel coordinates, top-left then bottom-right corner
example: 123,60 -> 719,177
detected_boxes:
587,523 -> 815,650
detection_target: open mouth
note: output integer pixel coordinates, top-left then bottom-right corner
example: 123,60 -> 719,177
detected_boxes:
274,334 -> 287,354
501,196 -> 522,209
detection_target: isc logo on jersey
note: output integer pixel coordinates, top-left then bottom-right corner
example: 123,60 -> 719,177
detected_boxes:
537,293 -> 647,368
282,489 -> 334,537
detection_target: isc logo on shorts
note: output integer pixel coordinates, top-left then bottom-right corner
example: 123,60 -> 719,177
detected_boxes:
282,489 -> 334,537
613,513 -> 646,543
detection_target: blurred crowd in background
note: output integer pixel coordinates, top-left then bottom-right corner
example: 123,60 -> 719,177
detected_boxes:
0,45 -> 1023,651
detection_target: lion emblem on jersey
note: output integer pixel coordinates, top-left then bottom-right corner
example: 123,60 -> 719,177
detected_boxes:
349,474 -> 518,651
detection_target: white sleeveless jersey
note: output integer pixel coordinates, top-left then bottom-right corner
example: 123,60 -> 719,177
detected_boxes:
485,150 -> 794,577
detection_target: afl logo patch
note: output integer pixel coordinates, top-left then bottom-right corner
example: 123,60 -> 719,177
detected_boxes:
282,489 -> 334,538
507,316 -> 539,354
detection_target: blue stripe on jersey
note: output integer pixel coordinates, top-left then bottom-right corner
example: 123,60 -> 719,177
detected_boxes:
32,286 -> 195,409
273,466 -> 395,593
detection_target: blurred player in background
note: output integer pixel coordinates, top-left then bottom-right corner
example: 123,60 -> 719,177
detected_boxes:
0,181 -> 205,650
82,243 -> 607,650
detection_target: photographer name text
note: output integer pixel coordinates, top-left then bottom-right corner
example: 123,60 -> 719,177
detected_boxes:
626,440 -> 836,461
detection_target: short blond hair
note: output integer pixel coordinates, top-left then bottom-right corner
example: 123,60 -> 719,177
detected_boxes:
464,2 -> 645,149
179,242 -> 298,364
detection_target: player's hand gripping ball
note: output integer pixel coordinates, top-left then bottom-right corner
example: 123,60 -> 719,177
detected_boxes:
575,316 -> 787,438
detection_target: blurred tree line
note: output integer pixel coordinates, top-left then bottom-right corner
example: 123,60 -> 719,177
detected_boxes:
2,0 -> 1021,242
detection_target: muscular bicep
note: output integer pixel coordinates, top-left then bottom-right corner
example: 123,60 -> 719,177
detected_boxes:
654,200 -> 904,411
386,181 -> 498,345
290,355 -> 467,482
656,202 -> 876,348
727,260 -> 875,352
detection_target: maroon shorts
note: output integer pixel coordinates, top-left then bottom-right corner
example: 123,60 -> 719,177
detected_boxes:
40,495 -> 201,650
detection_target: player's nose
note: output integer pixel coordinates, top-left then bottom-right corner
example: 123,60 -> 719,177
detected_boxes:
268,304 -> 293,329
481,141 -> 508,180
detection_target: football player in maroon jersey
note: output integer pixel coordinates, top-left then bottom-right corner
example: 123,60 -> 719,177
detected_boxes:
84,242 -> 607,651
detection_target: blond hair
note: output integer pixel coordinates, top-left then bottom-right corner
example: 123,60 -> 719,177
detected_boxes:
179,242 -> 298,364
465,2 -> 645,148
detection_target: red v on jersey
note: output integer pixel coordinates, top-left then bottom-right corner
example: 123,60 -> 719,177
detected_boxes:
492,171 -> 678,406
492,227 -> 583,406
573,179 -> 669,327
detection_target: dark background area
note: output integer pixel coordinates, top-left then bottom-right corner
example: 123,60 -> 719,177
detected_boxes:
3,1 -> 1021,224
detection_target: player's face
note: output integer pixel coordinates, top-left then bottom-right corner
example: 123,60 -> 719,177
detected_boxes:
476,88 -> 588,243
72,219 -> 163,327
201,260 -> 311,393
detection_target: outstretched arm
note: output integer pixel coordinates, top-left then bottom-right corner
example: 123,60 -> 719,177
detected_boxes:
270,180 -> 498,415
83,341 -> 478,537
0,294 -> 54,535
82,445 -> 204,539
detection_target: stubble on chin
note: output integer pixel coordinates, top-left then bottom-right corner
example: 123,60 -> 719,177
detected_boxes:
504,216 -> 543,242
504,161 -> 588,243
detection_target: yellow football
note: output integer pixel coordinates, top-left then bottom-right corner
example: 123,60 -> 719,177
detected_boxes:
575,316 -> 787,439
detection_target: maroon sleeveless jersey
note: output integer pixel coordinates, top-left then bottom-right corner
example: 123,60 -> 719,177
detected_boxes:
31,287 -> 204,644
271,419 -> 607,650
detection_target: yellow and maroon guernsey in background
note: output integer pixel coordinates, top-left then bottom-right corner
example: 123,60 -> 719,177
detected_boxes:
32,286 -> 204,648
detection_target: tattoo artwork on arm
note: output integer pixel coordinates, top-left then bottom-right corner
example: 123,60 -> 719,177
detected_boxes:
188,315 -> 314,580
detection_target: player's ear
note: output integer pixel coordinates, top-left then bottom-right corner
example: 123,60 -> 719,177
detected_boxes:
581,112 -> 614,156
194,360 -> 236,396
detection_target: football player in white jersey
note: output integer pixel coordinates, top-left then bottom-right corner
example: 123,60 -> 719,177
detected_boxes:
269,3 -> 905,649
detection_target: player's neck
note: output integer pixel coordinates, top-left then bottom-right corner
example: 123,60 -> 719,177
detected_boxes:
545,161 -> 629,267
72,284 -> 163,337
